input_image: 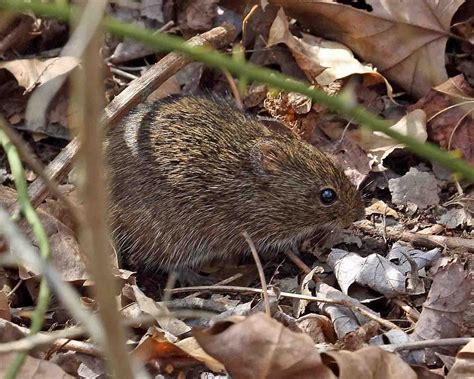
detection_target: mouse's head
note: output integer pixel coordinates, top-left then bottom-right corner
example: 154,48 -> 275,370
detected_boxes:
251,135 -> 365,239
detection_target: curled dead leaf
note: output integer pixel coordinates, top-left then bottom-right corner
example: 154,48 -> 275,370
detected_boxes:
193,312 -> 336,379
270,0 -> 464,97
0,57 -> 80,92
322,346 -> 416,379
268,8 -> 391,94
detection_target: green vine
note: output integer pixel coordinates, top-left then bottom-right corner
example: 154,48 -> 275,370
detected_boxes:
0,1 -> 473,181
0,127 -> 51,379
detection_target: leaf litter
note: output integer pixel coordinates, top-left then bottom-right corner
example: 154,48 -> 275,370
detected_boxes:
0,0 -> 472,378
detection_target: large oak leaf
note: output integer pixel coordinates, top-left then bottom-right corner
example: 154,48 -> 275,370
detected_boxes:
269,0 -> 465,97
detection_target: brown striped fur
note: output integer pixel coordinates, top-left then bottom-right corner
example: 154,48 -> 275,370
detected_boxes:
105,96 -> 364,272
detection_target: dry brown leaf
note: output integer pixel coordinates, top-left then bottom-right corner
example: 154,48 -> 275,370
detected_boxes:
0,290 -> 11,321
412,262 -> 470,356
193,312 -> 337,379
176,337 -> 225,373
131,327 -> 224,372
178,0 -> 219,33
129,284 -> 191,336
0,57 -> 80,92
322,346 -> 417,379
140,0 -> 164,23
389,167 -> 440,210
0,352 -> 73,378
348,109 -> 427,168
448,338 -> 474,378
297,314 -> 337,344
131,327 -> 190,362
0,318 -> 27,343
0,185 -> 87,283
269,0 -> 465,97
410,74 -> 474,164
335,321 -> 379,351
434,73 -> 474,100
268,8 -> 390,91
365,200 -> 399,219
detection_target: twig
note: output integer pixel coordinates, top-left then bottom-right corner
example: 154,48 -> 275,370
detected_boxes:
0,129 -> 51,379
154,20 -> 174,33
0,117 -> 82,226
391,298 -> 420,322
381,337 -> 471,353
284,249 -> 311,274
223,70 -> 243,109
243,232 -> 270,316
0,325 -> 97,355
0,311 -> 207,355
110,66 -> 139,81
184,273 -> 244,299
6,279 -> 23,298
25,24 -> 236,208
166,285 -> 399,330
162,271 -> 178,303
357,221 -> 474,252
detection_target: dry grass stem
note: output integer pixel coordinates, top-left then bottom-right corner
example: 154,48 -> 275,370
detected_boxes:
243,231 -> 271,316
72,7 -> 136,377
168,285 -> 399,330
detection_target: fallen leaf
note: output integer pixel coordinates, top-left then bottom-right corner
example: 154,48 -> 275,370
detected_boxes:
365,200 -> 399,219
0,353 -> 73,378
141,0 -> 164,23
438,207 -> 473,228
349,109 -> 427,168
194,313 -> 336,379
448,338 -> 474,378
0,290 -> 10,321
410,74 -> 474,164
129,284 -> 191,336
297,314 -> 337,344
131,326 -> 224,372
293,265 -> 323,318
109,37 -> 156,64
313,282 -> 373,337
0,186 -> 88,282
0,57 -> 80,92
267,8 -> 390,91
434,74 -> 474,100
386,242 -> 442,276
388,167 -> 440,210
270,0 -> 465,97
73,353 -> 105,378
322,346 -> 416,379
176,337 -> 225,373
179,0 -> 219,32
336,321 -> 379,351
328,249 -> 407,296
412,262 -> 470,359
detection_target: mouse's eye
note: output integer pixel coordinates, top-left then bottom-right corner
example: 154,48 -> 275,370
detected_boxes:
320,188 -> 337,205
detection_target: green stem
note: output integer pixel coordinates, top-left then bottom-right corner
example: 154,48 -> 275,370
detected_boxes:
0,0 -> 473,182
0,128 -> 51,379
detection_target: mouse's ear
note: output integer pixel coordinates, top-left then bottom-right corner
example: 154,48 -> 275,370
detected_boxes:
252,139 -> 287,174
